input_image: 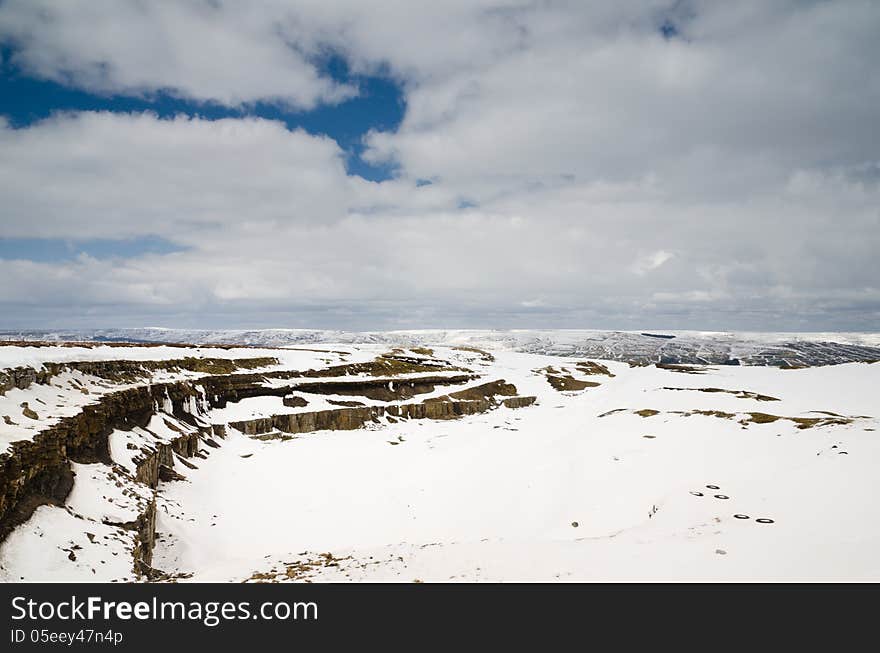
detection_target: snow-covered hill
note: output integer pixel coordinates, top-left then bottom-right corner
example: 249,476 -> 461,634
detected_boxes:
0,341 -> 878,582
3,328 -> 880,367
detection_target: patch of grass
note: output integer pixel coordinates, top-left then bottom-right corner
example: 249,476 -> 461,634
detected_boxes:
244,552 -> 353,583
700,410 -> 735,418
327,399 -> 365,407
575,361 -> 615,377
252,432 -> 294,441
546,374 -> 600,392
744,412 -> 782,424
656,363 -> 707,374
624,407 -> 859,430
741,412 -> 853,429
371,353 -> 462,376
535,366 -> 601,392
667,409 -> 734,419
300,354 -> 465,378
662,387 -> 779,401
791,416 -> 852,429
448,379 -> 518,401
453,346 -> 495,362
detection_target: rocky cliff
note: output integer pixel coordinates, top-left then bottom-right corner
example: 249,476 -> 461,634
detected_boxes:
0,348 -> 537,579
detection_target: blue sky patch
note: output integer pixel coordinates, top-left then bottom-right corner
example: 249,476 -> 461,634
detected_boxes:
0,236 -> 187,263
659,20 -> 679,39
0,49 -> 406,182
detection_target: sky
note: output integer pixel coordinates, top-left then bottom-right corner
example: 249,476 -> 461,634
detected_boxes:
0,0 -> 878,332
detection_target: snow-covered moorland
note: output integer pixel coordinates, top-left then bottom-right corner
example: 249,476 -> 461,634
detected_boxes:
0,336 -> 877,582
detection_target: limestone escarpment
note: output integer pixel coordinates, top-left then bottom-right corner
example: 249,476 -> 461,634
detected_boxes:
230,378 -> 536,436
0,371 -> 257,575
0,357 -> 279,394
0,355 -> 477,541
0,347 -> 540,579
287,374 -> 476,402
0,367 -> 46,394
229,400 -> 491,436
44,356 -> 279,381
285,352 -> 465,378
0,379 -> 206,541
0,356 -> 284,541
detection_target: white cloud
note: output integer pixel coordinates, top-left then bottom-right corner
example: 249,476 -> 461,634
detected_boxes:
0,2 -> 878,330
0,0 -> 355,108
363,0 -> 880,190
0,112 -> 353,240
632,251 -> 674,276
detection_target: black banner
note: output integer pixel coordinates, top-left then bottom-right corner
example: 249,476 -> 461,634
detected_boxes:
0,583 -> 874,649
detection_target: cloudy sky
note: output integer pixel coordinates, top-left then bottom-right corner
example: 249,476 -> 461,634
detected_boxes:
0,1 -> 878,331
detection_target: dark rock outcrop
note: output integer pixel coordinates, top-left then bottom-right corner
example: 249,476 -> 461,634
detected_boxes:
0,366 -> 48,395
289,373 -> 476,401
502,396 -> 537,409
229,386 -> 535,437
0,375 -> 243,545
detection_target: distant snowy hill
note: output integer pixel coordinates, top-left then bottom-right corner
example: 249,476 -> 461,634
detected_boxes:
2,328 -> 879,367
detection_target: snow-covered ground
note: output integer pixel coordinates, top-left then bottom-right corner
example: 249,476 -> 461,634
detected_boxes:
1,342 -> 878,582
150,351 -> 880,582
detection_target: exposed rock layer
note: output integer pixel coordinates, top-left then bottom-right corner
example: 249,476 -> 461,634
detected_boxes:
0,353 -> 537,577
